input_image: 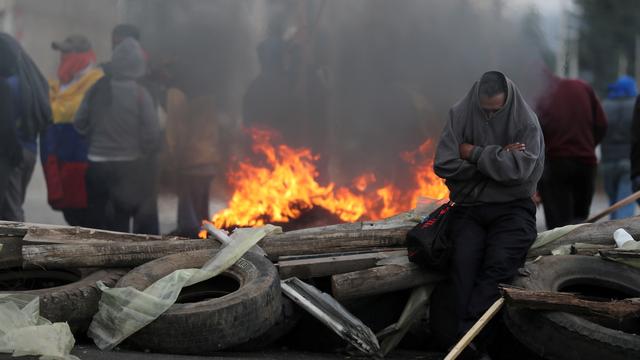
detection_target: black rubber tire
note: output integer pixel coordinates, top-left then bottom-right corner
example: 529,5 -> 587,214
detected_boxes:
230,296 -> 301,351
117,249 -> 282,354
0,268 -> 126,334
504,255 -> 640,360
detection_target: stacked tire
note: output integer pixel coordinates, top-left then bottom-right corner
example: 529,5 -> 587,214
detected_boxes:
116,249 -> 284,354
504,256 -> 640,360
0,267 -> 126,334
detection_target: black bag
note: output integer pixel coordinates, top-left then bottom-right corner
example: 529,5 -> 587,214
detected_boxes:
407,180 -> 487,271
406,201 -> 454,271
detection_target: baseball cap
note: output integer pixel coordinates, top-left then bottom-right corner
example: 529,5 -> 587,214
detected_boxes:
51,35 -> 92,53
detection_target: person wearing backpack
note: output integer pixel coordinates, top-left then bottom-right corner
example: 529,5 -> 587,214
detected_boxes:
74,37 -> 160,233
433,71 -> 544,359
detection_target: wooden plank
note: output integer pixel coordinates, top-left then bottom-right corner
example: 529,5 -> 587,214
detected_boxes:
278,249 -> 407,279
331,262 -> 444,300
500,286 -> 640,320
23,240 -> 220,269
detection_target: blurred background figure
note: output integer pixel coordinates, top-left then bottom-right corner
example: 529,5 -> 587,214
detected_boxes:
109,23 -> 164,234
74,37 -> 160,233
41,35 -> 103,226
537,73 -> 608,229
0,32 -> 52,222
601,75 -> 636,219
166,89 -> 220,238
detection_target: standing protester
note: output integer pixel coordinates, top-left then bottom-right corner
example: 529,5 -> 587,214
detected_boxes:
42,35 -> 103,226
601,76 -> 636,219
434,71 -> 544,358
107,24 -> 162,234
166,89 -> 220,238
536,74 -> 607,229
74,38 -> 160,233
0,33 -> 52,222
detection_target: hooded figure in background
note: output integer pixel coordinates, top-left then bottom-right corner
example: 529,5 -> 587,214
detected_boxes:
601,76 -> 636,219
0,32 -> 52,222
42,35 -> 104,226
433,71 -> 544,358
74,38 -> 160,234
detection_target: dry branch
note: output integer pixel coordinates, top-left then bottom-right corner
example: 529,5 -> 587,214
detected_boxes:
500,285 -> 640,320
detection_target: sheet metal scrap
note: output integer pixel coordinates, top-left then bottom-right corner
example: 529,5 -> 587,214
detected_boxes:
281,277 -> 380,356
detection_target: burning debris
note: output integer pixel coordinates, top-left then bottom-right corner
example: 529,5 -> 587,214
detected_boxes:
205,127 -> 448,232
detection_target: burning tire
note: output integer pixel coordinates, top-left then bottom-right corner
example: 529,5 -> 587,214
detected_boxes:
504,256 -> 640,360
0,268 -> 125,334
117,249 -> 282,354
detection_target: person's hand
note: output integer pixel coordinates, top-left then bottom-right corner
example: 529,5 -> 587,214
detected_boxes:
459,143 -> 475,160
531,191 -> 542,206
504,143 -> 526,152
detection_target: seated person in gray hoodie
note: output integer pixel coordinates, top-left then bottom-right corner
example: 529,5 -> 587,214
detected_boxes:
434,71 -> 544,357
74,37 -> 160,233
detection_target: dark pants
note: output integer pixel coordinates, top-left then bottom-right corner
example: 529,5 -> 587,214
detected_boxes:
176,174 -> 213,237
540,158 -> 596,229
133,155 -> 159,235
0,148 -> 36,221
448,198 -> 537,341
86,160 -> 151,233
62,209 -> 91,227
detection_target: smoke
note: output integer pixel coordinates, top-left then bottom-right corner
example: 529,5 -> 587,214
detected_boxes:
122,0 -> 547,189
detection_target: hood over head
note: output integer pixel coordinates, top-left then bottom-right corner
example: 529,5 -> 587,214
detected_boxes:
452,70 -> 538,133
105,38 -> 145,80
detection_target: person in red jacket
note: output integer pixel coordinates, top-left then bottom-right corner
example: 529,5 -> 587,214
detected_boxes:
537,74 -> 607,229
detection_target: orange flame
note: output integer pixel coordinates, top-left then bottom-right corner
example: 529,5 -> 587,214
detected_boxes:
208,127 -> 448,230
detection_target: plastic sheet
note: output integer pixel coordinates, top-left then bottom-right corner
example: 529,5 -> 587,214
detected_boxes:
0,294 -> 78,360
530,223 -> 587,251
88,225 -> 281,350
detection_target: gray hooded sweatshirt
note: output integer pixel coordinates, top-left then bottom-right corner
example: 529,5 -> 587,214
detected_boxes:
74,38 -> 159,161
434,72 -> 544,204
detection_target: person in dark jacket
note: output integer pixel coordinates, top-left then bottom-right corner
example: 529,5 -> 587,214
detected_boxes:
0,33 -> 52,221
434,71 -> 544,357
601,76 -> 636,219
537,74 -> 607,229
74,38 -> 160,233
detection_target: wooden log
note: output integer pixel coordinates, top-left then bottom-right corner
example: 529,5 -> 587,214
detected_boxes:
21,219 -> 415,269
500,286 -> 640,320
527,216 -> 640,257
331,261 -> 444,300
278,249 -> 407,279
0,236 -> 23,269
260,220 -> 414,260
23,240 -> 219,269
